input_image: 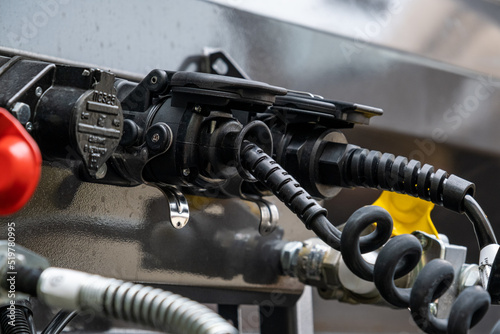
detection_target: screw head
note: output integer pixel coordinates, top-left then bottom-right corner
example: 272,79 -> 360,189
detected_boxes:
194,105 -> 202,113
145,123 -> 172,152
150,76 -> 158,85
95,164 -> 108,179
35,86 -> 43,97
25,122 -> 33,132
151,133 -> 160,143
82,69 -> 91,76
182,168 -> 190,176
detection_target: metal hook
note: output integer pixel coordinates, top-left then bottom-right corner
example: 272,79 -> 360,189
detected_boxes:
255,199 -> 279,236
157,185 -> 190,229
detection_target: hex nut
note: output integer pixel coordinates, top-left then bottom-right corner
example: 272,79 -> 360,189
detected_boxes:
281,241 -> 302,277
11,102 -> 31,125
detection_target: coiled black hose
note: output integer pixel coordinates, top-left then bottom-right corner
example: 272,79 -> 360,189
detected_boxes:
240,141 -> 496,334
345,217 -> 490,334
447,286 -> 490,334
409,259 -> 455,334
339,206 -> 395,281
373,234 -> 423,307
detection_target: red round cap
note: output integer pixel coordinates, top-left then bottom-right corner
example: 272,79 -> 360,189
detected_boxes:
0,107 -> 42,215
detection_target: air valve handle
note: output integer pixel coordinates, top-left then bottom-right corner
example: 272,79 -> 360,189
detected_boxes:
0,107 -> 42,215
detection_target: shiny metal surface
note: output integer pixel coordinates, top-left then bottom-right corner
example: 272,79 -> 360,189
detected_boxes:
2,0 -> 500,332
1,164 -> 302,299
208,0 -> 500,78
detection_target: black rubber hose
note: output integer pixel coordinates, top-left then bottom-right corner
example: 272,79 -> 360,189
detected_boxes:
241,142 -> 327,227
42,310 -> 78,334
241,142 -> 392,253
464,194 -> 497,248
373,234 -> 423,308
0,306 -> 31,334
241,141 -> 338,247
410,259 -> 455,334
447,286 -> 490,334
339,206 -> 393,281
308,215 -> 341,250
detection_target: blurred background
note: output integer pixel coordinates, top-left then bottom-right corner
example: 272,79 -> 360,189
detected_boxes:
2,0 -> 500,332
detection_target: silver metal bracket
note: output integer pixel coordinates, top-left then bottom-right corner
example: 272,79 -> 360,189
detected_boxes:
178,48 -> 250,79
157,185 -> 190,229
255,199 -> 279,236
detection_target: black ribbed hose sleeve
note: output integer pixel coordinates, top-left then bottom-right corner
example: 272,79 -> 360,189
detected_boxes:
338,146 -> 475,212
318,143 -> 496,249
240,142 -> 392,253
241,142 -> 337,245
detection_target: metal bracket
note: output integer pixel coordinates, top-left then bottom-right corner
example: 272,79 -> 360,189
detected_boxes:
157,185 -> 190,229
178,48 -> 250,79
255,199 -> 279,236
412,231 -> 468,318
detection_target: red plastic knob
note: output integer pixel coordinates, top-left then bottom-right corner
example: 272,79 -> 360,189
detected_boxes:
0,107 -> 41,215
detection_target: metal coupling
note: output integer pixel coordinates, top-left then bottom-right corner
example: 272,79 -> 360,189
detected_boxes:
280,239 -> 396,305
280,241 -> 302,277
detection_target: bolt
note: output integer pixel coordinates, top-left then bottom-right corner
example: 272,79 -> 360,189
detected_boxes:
25,122 -> 33,132
95,164 -> 107,179
151,133 -> 160,143
182,168 -> 190,176
194,105 -> 202,113
35,86 -> 43,97
280,241 -> 302,276
82,69 -> 91,76
146,123 -> 171,152
150,76 -> 158,84
459,264 -> 480,292
211,58 -> 229,75
11,102 -> 31,125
